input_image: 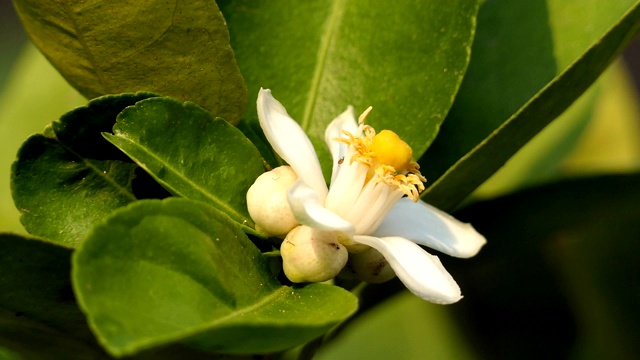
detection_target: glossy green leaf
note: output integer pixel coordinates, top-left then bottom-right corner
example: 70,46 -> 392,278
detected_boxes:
220,0 -> 479,173
73,198 -> 358,357
103,97 -> 264,231
0,233 -> 241,359
449,173 -> 640,358
471,68 -> 604,199
475,59 -> 640,199
11,93 -> 157,247
421,0 -> 640,210
12,0 -> 246,123
0,44 -> 84,234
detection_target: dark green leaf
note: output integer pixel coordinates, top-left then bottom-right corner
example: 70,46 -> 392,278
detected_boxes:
220,0 -> 479,173
0,233 -> 243,359
0,233 -> 109,359
103,97 -> 265,231
13,0 -> 246,123
11,93 -> 156,247
0,44 -> 84,234
0,309 -> 109,360
0,234 -> 92,340
73,198 -> 358,357
421,0 -> 640,210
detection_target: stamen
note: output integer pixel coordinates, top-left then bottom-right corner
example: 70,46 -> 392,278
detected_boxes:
358,106 -> 373,124
331,107 -> 426,201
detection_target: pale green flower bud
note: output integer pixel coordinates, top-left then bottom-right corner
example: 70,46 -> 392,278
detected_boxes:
281,225 -> 348,283
345,247 -> 396,284
246,166 -> 299,237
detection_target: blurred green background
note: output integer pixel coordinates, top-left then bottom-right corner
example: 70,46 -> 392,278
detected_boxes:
2,1 -> 640,359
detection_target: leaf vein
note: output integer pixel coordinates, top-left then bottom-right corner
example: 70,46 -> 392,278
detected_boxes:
300,0 -> 346,130
60,0 -> 109,93
114,137 -> 247,223
83,159 -> 138,202
57,138 -> 137,202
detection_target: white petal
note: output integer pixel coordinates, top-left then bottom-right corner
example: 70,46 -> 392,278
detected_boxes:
353,235 -> 462,304
324,107 -> 358,184
324,156 -> 367,219
373,198 -> 486,258
288,180 -> 355,235
257,88 -> 328,200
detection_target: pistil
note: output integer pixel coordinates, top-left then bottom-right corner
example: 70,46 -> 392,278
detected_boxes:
326,108 -> 427,237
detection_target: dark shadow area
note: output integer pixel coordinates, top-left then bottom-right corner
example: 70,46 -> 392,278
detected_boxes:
623,35 -> 640,142
447,173 -> 640,359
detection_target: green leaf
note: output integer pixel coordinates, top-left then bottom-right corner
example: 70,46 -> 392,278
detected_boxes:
0,233 -> 109,359
0,44 -> 84,234
11,93 -> 157,247
0,234 -> 92,340
220,0 -> 479,173
103,97 -> 265,231
0,233 -> 241,359
73,198 -> 358,357
13,0 -> 246,123
421,0 -> 640,210
475,58 -> 640,199
471,67 -> 604,199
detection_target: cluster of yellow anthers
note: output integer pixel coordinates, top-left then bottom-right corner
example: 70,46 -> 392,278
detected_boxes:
335,107 -> 426,201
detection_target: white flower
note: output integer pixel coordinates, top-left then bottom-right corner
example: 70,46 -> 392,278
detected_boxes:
254,88 -> 486,304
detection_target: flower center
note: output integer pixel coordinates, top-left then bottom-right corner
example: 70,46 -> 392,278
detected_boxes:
371,130 -> 413,172
336,107 -> 426,202
324,107 -> 427,238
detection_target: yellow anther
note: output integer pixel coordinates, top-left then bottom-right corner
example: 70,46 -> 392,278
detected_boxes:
371,130 -> 413,171
358,106 -> 373,124
334,109 -> 426,200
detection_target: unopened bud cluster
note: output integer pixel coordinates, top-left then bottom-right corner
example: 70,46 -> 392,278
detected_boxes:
246,166 -> 393,283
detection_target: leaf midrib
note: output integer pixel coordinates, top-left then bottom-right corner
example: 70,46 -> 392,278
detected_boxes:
61,0 -> 109,93
106,134 -> 249,225
110,286 -> 310,356
300,0 -> 346,131
57,138 -> 137,202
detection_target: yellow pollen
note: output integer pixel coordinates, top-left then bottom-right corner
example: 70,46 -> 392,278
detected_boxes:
371,130 -> 413,171
334,107 -> 427,201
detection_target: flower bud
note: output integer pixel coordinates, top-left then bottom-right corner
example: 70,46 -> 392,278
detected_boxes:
345,247 -> 396,284
281,225 -> 348,283
247,166 -> 299,237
